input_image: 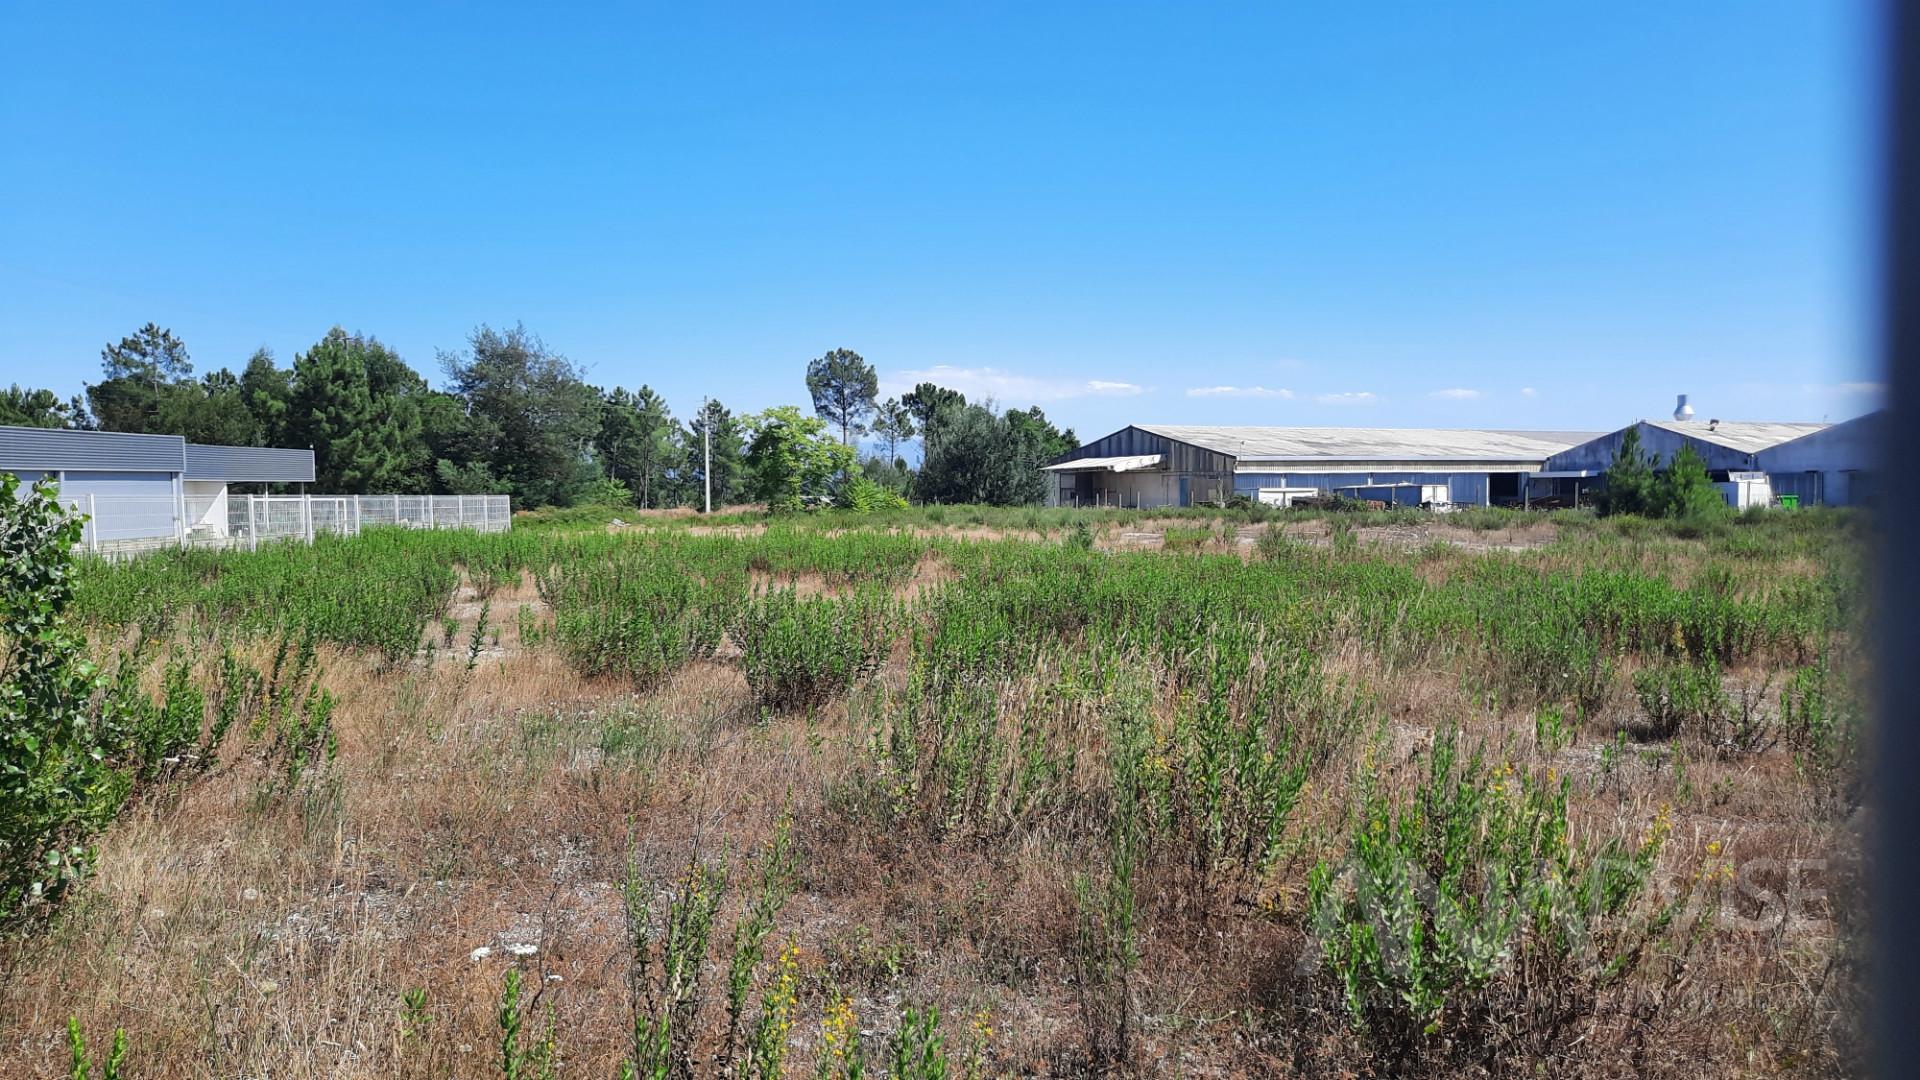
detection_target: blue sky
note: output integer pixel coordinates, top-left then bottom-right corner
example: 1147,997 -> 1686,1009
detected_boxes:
0,2 -> 1877,442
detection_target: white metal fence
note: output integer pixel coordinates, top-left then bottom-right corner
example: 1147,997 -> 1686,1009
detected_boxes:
67,493 -> 511,556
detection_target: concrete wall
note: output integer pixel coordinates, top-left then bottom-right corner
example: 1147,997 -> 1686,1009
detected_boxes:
184,480 -> 230,536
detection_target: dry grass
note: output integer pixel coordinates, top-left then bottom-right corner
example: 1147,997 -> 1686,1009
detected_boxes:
0,529 -> 1864,1078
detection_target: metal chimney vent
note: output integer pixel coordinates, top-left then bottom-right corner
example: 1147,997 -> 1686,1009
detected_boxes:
1673,394 -> 1695,421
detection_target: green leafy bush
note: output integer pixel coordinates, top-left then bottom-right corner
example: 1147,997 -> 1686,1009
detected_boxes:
732,589 -> 897,710
835,475 -> 909,514
1305,728 -> 1668,1066
1,476 -> 129,929
1631,661 -> 1728,740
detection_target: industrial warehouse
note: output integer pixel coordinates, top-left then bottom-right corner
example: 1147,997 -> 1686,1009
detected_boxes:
1045,398 -> 1881,510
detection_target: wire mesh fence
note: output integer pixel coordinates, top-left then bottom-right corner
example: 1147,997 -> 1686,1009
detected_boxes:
64,492 -> 510,557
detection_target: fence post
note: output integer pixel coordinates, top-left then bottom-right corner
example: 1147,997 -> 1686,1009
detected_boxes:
393,493 -> 401,528
248,496 -> 259,551
302,494 -> 314,543
427,497 -> 435,529
87,494 -> 98,551
352,496 -> 362,536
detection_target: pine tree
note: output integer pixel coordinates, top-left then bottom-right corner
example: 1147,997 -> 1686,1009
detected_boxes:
1652,443 -> 1728,520
1600,425 -> 1655,516
287,328 -> 428,492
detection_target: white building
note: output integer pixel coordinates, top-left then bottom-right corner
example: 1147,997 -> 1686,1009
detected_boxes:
0,425 -> 315,542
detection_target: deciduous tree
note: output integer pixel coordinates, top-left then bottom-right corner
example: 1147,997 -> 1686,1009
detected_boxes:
743,406 -> 857,512
439,324 -> 599,507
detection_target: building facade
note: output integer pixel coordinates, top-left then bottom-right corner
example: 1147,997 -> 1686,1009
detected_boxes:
1537,415 -> 1879,507
1045,425 -> 1599,509
0,425 -> 315,541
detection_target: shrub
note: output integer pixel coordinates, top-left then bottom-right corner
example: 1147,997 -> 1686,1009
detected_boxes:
581,475 -> 636,508
888,1006 -> 949,1080
542,548 -> 737,688
1631,661 -> 1728,741
620,825 -> 803,1080
1,476 -> 129,930
1780,653 -> 1865,807
835,475 -> 910,514
732,589 -> 897,710
1304,728 -> 1669,1068
1161,526 -> 1211,552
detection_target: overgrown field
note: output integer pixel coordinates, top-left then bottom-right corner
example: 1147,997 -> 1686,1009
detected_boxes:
2,507 -> 1869,1077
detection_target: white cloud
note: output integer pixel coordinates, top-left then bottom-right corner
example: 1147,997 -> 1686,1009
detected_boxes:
1185,385 -> 1294,399
1520,387 -> 1537,398
1315,391 -> 1378,406
880,365 -> 1144,404
1428,388 -> 1482,401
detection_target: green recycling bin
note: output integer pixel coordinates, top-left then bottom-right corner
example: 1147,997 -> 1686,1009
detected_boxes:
1779,494 -> 1800,509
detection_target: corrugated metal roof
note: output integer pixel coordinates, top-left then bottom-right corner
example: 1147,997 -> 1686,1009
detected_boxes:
1041,454 -> 1164,473
1640,419 -> 1828,454
186,443 -> 316,483
0,425 -> 186,473
1136,425 -> 1601,463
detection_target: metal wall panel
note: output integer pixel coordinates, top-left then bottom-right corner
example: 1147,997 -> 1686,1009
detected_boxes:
54,471 -> 180,541
1051,427 -> 1237,505
185,442 -> 317,483
0,425 -> 185,472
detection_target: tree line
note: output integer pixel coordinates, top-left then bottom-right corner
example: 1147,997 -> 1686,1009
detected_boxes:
1,324 -> 1077,510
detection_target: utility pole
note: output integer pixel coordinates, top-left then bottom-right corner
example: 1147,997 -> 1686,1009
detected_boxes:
703,396 -> 712,515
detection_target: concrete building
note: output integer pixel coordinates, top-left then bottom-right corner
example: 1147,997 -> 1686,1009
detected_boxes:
1044,425 -> 1600,508
0,425 -> 315,541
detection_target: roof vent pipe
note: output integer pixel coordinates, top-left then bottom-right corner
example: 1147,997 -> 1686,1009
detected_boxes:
1673,394 -> 1695,421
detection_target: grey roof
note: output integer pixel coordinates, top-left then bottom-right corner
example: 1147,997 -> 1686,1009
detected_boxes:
186,443 -> 316,483
0,425 -> 316,482
0,424 -> 187,472
1640,419 -> 1828,454
1136,425 -> 1602,463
